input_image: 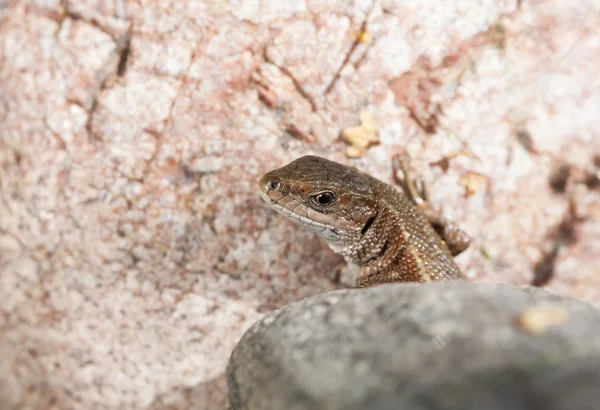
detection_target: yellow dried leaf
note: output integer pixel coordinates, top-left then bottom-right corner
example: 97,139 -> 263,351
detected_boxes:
459,172 -> 487,197
346,146 -> 363,158
341,111 -> 380,158
353,29 -> 372,44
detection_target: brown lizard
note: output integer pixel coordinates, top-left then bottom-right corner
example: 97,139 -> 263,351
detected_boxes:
258,155 -> 470,287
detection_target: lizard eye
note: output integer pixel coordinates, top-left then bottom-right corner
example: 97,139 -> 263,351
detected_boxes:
267,181 -> 283,191
309,191 -> 338,208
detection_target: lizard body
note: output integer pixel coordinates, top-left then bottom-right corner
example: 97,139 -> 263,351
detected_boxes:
258,155 -> 470,287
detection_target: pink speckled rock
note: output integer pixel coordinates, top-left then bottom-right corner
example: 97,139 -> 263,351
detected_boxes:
1,0 -> 599,409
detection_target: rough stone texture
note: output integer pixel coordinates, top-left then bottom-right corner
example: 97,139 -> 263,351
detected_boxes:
227,282 -> 600,410
1,0 -> 599,409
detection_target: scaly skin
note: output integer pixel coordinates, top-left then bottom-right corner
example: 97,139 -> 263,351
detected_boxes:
258,155 -> 470,287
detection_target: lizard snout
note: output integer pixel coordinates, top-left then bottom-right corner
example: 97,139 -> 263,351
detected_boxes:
258,173 -> 284,195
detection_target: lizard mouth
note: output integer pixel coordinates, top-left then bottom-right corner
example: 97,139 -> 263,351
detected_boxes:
269,200 -> 345,244
258,173 -> 346,244
258,189 -> 274,204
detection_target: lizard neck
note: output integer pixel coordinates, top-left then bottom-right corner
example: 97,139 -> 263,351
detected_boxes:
333,182 -> 399,265
351,188 -> 408,270
352,182 -> 461,283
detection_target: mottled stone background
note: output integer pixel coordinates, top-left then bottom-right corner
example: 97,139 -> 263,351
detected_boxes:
1,0 -> 598,409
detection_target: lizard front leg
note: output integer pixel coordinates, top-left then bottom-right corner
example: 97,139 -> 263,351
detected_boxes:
392,153 -> 471,256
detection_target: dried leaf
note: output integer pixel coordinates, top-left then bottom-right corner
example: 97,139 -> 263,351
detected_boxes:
346,146 -> 363,158
353,29 -> 372,44
341,111 -> 380,158
458,171 -> 487,197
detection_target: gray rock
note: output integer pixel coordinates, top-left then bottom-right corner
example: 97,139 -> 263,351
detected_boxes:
227,282 -> 600,410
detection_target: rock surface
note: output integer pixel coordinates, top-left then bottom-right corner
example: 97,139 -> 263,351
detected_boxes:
1,0 -> 600,408
227,282 -> 600,410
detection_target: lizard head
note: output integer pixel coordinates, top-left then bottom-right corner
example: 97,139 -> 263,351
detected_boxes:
258,155 -> 378,253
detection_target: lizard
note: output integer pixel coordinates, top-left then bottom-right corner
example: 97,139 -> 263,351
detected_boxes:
258,155 -> 470,287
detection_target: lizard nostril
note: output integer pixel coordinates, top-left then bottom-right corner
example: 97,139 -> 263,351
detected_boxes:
267,181 -> 282,191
